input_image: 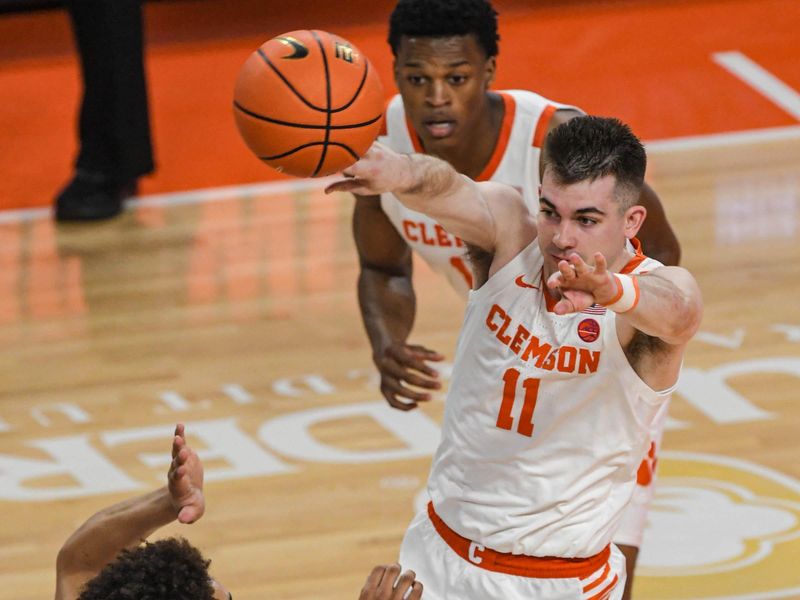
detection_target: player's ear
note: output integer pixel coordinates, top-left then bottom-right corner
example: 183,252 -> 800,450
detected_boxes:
393,58 -> 401,86
624,204 -> 647,239
485,56 -> 497,88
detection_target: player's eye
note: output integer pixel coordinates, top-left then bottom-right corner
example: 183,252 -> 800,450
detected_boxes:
448,75 -> 467,85
577,217 -> 597,226
407,75 -> 426,86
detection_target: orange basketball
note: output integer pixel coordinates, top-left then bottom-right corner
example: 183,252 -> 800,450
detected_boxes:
233,30 -> 384,178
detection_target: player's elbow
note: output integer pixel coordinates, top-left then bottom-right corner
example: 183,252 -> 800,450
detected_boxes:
662,291 -> 703,345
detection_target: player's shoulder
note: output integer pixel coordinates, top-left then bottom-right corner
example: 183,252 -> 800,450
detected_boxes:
379,94 -> 414,151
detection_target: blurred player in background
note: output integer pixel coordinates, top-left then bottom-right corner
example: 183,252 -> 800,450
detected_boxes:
330,116 -> 702,599
350,1 -> 681,595
54,424 -> 422,600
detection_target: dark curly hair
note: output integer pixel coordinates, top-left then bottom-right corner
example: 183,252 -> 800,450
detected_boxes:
388,0 -> 500,57
77,537 -> 216,600
544,116 -> 646,209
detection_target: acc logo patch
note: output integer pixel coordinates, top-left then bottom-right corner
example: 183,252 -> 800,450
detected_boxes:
577,318 -> 600,343
636,451 -> 800,599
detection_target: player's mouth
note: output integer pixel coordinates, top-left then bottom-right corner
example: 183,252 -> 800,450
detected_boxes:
423,119 -> 456,139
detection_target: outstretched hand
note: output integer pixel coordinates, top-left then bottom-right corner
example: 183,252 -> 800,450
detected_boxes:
168,423 -> 205,524
359,564 -> 423,600
324,142 -> 413,196
546,252 -> 619,315
376,342 -> 445,411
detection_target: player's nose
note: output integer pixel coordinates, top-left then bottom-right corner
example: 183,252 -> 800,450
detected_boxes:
425,80 -> 451,106
552,223 -> 577,248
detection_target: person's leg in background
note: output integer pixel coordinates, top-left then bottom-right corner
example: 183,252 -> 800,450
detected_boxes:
56,0 -> 154,221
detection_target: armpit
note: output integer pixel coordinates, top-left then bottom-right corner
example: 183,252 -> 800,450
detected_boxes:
625,329 -> 670,366
466,243 -> 493,289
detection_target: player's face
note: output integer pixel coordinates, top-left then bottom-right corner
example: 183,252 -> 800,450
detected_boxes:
394,34 -> 495,153
537,170 -> 640,276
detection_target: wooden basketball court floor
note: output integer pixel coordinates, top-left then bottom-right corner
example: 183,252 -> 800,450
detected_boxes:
1,132 -> 799,600
1,2 -> 800,600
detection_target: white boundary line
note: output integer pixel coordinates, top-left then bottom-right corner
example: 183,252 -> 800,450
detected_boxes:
2,125 -> 800,225
713,51 -> 800,121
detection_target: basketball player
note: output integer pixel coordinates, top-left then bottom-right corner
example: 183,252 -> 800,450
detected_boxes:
54,424 -> 422,600
351,1 -> 681,595
328,116 -> 703,599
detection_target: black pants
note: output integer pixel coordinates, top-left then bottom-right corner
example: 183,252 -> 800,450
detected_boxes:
66,0 -> 155,181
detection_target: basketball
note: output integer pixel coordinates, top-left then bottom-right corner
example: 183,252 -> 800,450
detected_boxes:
233,30 -> 384,178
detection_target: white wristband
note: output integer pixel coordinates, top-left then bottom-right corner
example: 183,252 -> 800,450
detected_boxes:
602,274 -> 640,313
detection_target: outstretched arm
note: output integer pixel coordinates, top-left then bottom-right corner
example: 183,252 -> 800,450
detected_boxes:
353,194 -> 444,410
547,254 -> 702,344
328,143 -> 535,271
55,424 -> 204,600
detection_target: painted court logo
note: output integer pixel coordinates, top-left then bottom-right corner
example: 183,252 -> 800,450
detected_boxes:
577,318 -> 600,343
637,452 -> 800,599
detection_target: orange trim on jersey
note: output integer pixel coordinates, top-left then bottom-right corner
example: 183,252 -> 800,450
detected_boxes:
586,574 -> 619,600
476,92 -> 516,182
403,92 -> 516,182
406,114 -> 424,153
450,256 -> 474,288
532,103 -> 558,148
427,502 -> 611,579
582,563 -> 610,593
620,237 -> 647,274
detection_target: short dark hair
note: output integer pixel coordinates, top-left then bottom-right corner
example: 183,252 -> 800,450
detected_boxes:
388,0 -> 500,58
543,116 -> 646,209
77,537 -> 216,600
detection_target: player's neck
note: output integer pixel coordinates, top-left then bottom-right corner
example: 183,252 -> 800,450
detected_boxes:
435,92 -> 504,179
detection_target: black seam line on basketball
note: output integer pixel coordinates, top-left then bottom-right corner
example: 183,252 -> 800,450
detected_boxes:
330,58 -> 368,113
311,30 -> 332,178
259,142 -> 360,161
256,48 -> 327,113
234,101 -> 382,129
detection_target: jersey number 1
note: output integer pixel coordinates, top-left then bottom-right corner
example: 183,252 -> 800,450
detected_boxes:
497,368 -> 540,437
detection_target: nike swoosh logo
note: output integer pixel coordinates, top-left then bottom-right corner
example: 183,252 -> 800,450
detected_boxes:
515,275 -> 539,289
276,36 -> 309,59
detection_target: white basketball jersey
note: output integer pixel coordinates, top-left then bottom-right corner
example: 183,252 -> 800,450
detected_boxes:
378,90 -> 579,297
427,239 -> 670,558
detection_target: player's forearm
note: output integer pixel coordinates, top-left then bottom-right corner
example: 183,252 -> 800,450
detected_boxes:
57,487 -> 176,574
617,269 -> 702,344
393,154 -> 469,216
358,266 -> 416,357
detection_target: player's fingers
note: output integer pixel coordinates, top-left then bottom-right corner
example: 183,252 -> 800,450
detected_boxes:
377,564 -> 402,597
399,369 -> 441,390
555,297 -> 577,315
404,345 -> 446,361
383,378 -> 431,403
407,581 -> 423,600
570,253 -> 590,276
594,252 -> 608,275
359,566 -> 387,599
546,270 -> 563,289
391,570 -> 417,597
324,179 -> 367,194
390,351 -> 442,380
558,259 -> 576,280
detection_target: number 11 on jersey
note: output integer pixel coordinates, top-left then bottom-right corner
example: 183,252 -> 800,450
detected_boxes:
497,368 -> 540,437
